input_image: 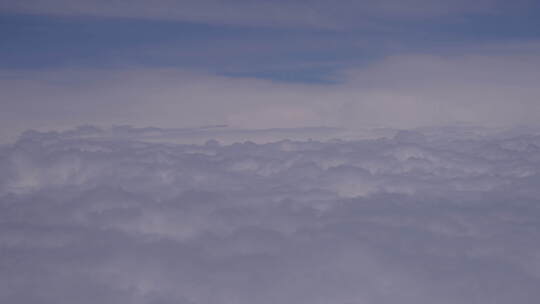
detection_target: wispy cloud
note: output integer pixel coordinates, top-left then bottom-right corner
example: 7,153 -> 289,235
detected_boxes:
2,42 -> 540,141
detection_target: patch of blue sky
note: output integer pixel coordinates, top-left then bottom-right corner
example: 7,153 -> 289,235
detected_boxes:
221,66 -> 342,84
2,10 -> 540,83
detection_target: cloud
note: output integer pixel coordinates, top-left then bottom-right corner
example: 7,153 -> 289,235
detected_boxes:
2,43 -> 540,141
1,0 -> 535,28
1,125 -> 540,303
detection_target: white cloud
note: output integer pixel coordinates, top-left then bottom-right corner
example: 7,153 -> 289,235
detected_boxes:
1,125 -> 540,303
2,46 -> 540,142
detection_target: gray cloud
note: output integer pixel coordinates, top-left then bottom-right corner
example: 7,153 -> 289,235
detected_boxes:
1,125 -> 540,303
1,0 -> 534,28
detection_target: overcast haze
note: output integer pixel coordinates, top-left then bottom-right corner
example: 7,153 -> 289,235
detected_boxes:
2,0 -> 540,138
1,1 -> 540,303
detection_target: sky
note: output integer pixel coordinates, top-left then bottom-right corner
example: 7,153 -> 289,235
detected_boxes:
2,0 -> 540,140
2,1 -> 540,304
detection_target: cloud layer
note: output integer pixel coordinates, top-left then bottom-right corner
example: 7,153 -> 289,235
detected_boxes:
3,0 -> 533,28
2,46 -> 540,141
1,125 -> 540,303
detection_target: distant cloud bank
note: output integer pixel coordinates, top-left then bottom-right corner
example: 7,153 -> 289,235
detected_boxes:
3,48 -> 540,141
1,125 -> 540,303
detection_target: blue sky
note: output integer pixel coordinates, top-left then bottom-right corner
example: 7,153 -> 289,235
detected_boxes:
1,0 -> 540,139
2,1 -> 540,82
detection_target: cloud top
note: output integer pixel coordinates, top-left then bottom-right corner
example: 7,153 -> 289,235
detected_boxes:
1,126 -> 540,303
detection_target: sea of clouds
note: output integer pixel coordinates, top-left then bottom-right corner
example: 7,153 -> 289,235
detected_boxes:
1,125 -> 540,304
